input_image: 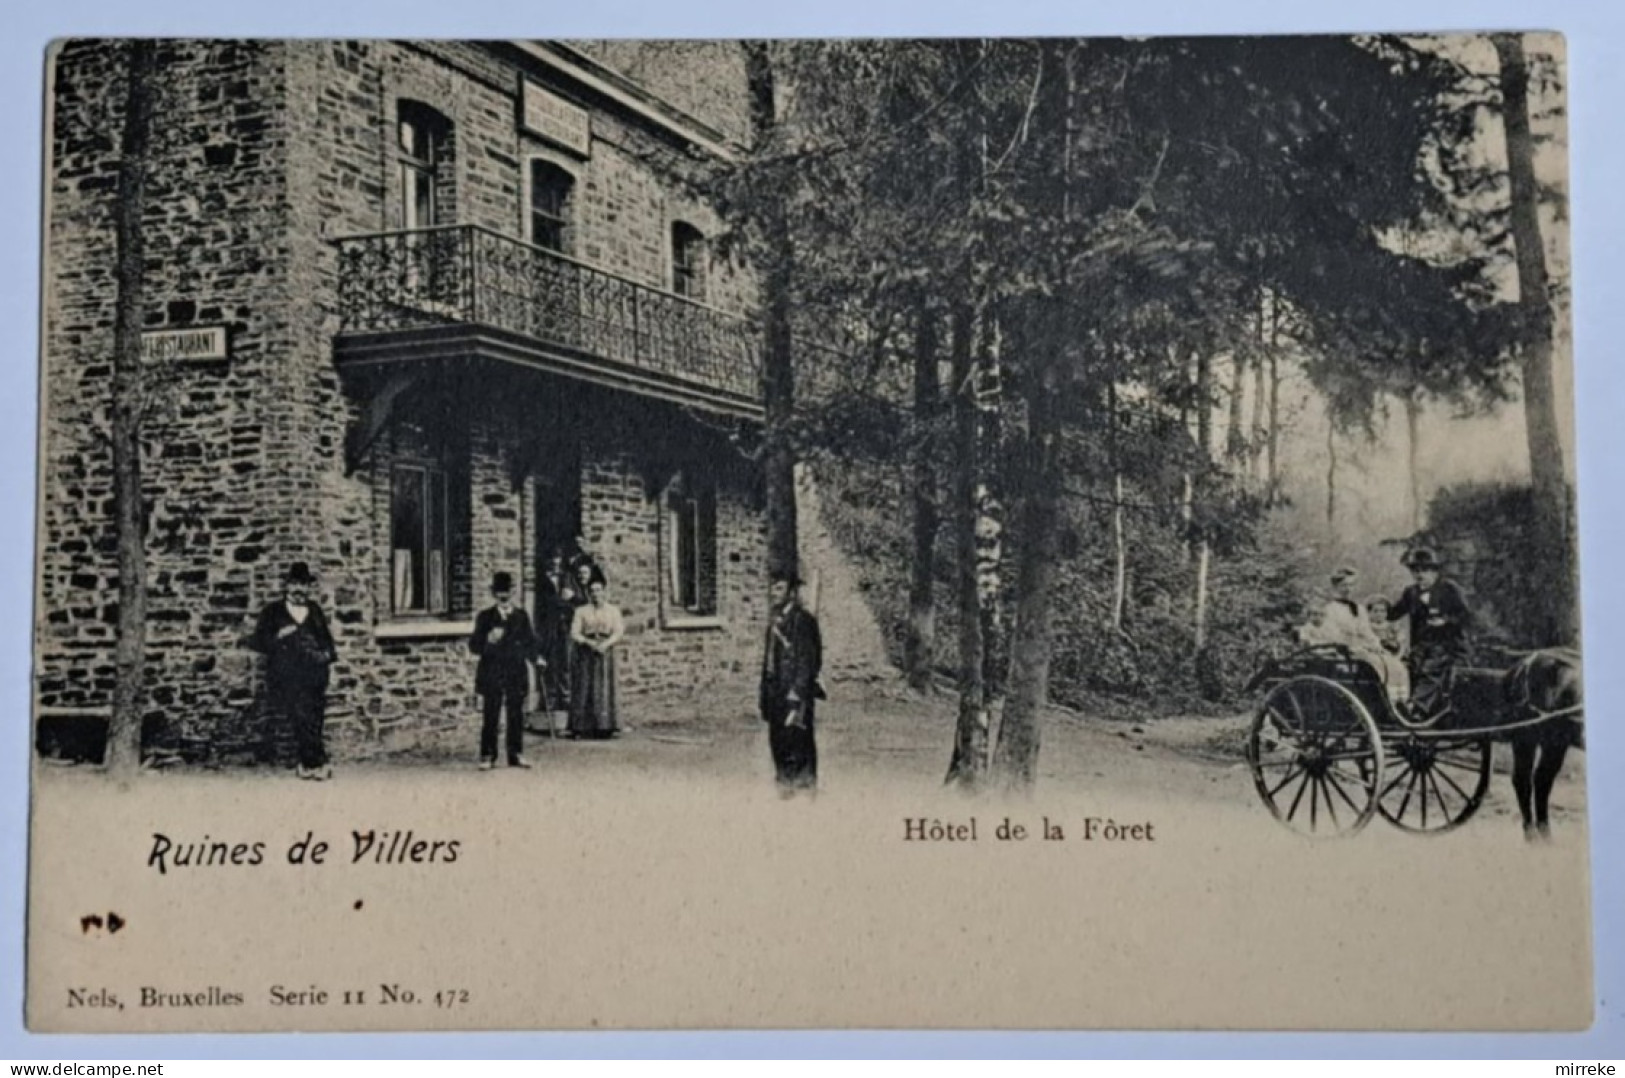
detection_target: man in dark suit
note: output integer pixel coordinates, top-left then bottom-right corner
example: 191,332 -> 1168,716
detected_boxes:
1386,547 -> 1473,724
470,571 -> 540,770
760,568 -> 824,797
249,561 -> 337,780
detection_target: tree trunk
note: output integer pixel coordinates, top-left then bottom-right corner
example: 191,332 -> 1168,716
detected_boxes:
1109,378 -> 1127,631
1405,389 -> 1423,531
1251,293 -> 1269,485
1193,540 -> 1211,651
1112,472 -> 1127,631
975,315 -> 1006,713
904,300 -> 940,691
992,361 -> 1060,792
1325,416 -> 1338,529
1196,351 -> 1214,460
1267,312 -> 1281,504
1180,472 -> 1194,555
1226,351 -> 1249,461
1179,349 -> 1196,555
107,39 -> 157,779
1494,33 -> 1576,645
1191,349 -> 1214,640
945,300 -> 988,788
745,42 -> 799,579
991,45 -> 1073,793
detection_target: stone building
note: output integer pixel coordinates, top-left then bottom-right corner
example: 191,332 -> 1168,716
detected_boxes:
38,40 -> 787,761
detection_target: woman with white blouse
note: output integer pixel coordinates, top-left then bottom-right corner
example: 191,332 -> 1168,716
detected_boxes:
567,578 -> 625,739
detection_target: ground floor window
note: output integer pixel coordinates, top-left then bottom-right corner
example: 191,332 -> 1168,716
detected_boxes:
666,473 -> 718,618
391,464 -> 450,616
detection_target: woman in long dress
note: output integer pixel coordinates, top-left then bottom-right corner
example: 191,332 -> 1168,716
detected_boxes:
1300,567 -> 1408,703
568,578 -> 625,739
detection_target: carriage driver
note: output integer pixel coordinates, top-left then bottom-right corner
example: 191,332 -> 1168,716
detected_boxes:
1384,547 -> 1473,723
1298,566 -> 1408,704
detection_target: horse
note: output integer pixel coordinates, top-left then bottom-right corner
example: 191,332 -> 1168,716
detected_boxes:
1501,648 -> 1583,841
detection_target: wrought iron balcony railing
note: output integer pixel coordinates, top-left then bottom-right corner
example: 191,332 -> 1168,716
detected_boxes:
334,224 -> 763,404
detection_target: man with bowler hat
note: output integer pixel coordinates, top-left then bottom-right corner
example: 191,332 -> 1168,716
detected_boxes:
470,571 -> 539,769
1385,547 -> 1473,723
760,568 -> 824,796
249,561 -> 337,780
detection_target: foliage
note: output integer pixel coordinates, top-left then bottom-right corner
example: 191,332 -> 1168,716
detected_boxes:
1422,480 -> 1559,651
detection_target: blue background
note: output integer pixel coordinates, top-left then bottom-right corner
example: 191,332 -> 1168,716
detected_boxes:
2,0 -> 1622,1060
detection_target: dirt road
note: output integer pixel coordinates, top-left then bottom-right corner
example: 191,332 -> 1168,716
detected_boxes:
294,678 -> 1586,836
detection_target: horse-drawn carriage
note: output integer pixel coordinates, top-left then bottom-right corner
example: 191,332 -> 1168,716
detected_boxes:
1245,644 -> 1582,837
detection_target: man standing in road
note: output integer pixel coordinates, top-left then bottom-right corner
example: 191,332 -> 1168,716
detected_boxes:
470,571 -> 540,770
760,568 -> 824,797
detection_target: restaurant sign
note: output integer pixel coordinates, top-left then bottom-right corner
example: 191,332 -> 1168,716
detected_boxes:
141,325 -> 229,363
520,80 -> 591,157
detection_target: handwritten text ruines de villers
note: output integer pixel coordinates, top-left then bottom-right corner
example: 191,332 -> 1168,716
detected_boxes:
902,816 -> 1156,843
146,831 -> 462,874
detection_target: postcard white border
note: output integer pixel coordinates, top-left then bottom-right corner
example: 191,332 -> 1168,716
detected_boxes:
3,0 -> 1623,1060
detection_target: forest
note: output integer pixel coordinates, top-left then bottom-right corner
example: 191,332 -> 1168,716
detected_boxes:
709,35 -> 1575,790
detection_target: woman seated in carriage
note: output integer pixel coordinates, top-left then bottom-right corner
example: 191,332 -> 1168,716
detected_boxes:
1297,566 -> 1410,705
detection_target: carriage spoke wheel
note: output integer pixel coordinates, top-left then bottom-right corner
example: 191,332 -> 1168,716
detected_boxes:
1375,734 -> 1491,834
1247,676 -> 1383,837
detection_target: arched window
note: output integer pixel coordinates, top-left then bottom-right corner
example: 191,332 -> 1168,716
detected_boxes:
397,101 -> 451,229
671,221 -> 706,300
529,160 -> 575,253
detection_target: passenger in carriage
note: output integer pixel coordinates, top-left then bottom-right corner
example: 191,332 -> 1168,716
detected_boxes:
1298,566 -> 1408,704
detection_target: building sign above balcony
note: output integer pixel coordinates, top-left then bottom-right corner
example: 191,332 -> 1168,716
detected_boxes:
141,325 -> 229,364
520,80 -> 592,157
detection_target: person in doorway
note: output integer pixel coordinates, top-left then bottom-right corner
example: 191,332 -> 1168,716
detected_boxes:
760,568 -> 824,797
470,571 -> 540,769
1385,547 -> 1473,723
570,551 -> 606,594
249,561 -> 337,780
535,547 -> 577,732
568,577 -> 625,739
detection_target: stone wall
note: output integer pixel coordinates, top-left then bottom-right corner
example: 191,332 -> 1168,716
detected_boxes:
40,40 -> 297,758
569,41 -> 754,147
574,407 -> 768,702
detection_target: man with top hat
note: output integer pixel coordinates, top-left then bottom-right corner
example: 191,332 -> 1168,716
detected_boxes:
470,571 -> 540,769
1385,547 -> 1473,722
249,561 -> 337,780
760,567 -> 824,796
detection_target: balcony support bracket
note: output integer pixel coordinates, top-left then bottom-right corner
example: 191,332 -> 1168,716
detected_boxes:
344,371 -> 421,475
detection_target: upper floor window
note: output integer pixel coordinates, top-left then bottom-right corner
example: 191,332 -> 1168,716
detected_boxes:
671,221 -> 706,301
398,101 -> 450,230
530,160 -> 574,253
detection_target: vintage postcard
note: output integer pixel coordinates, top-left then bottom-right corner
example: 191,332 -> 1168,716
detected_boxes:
27,34 -> 1589,1032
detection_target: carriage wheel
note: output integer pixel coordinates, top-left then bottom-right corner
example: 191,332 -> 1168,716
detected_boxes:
1375,734 -> 1492,835
1247,676 -> 1384,837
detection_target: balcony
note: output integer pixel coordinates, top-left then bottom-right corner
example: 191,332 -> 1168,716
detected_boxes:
333,225 -> 764,419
